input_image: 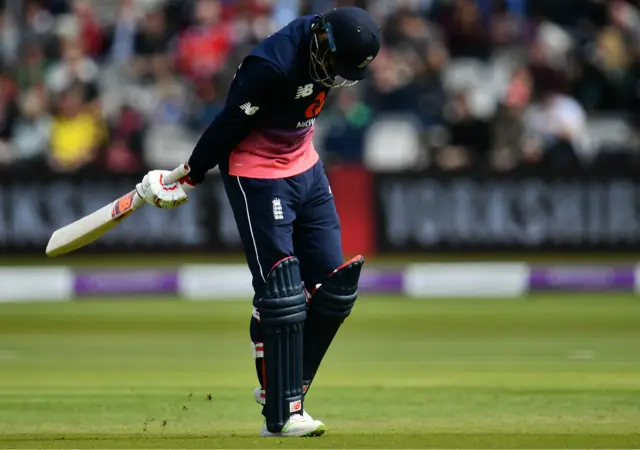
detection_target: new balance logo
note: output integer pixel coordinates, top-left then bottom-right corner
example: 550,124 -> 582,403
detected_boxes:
297,118 -> 316,128
289,400 -> 302,413
240,102 -> 259,115
295,84 -> 314,99
272,198 -> 283,220
357,55 -> 374,69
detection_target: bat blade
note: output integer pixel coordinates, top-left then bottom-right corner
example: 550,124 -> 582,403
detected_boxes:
45,190 -> 142,257
45,163 -> 191,257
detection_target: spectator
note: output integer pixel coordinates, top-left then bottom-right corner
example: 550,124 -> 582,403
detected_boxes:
140,52 -> 194,167
0,3 -> 20,68
43,0 -> 72,15
0,71 -> 18,164
368,46 -> 425,114
323,87 -> 372,163
442,90 -> 491,167
490,67 -> 532,171
15,40 -> 48,90
0,0 -> 637,174
133,3 -> 174,79
490,0 -> 528,47
22,0 -> 56,44
72,0 -> 103,58
440,0 -> 492,59
227,0 -> 275,45
11,89 -> 52,167
375,4 -> 448,128
46,36 -> 99,95
416,40 -> 448,128
104,103 -> 146,173
145,53 -> 190,126
628,40 -> 640,114
175,0 -> 233,80
49,83 -> 104,172
523,82 -> 590,170
187,74 -> 225,133
105,0 -> 139,66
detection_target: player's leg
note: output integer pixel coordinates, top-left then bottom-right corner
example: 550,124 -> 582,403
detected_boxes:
221,171 -> 322,437
259,256 -> 317,436
221,172 -> 291,394
293,162 -> 364,395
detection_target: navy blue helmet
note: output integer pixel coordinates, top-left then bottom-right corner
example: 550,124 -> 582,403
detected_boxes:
310,6 -> 382,87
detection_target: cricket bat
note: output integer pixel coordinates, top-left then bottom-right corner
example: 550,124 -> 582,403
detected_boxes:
45,163 -> 191,257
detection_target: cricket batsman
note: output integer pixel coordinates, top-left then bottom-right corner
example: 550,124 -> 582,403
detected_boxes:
135,6 -> 381,437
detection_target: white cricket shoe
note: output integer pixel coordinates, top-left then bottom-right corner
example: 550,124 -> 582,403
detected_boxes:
253,387 -> 326,437
260,413 -> 326,437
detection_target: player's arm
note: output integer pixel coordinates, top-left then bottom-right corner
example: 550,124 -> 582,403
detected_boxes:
186,57 -> 286,184
135,57 -> 285,208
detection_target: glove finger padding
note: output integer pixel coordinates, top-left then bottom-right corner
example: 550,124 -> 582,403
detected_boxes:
137,170 -> 189,209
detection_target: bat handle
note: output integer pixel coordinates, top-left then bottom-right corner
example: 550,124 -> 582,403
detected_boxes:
165,163 -> 191,184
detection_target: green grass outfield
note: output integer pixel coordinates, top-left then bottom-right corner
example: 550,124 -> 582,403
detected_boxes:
1,295 -> 639,449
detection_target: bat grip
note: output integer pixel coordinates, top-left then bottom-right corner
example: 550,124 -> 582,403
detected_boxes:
164,163 -> 191,185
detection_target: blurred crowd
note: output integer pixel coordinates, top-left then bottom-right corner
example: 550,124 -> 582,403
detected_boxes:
0,0 -> 638,174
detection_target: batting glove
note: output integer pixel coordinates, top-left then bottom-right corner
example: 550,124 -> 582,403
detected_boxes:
136,170 -> 194,209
